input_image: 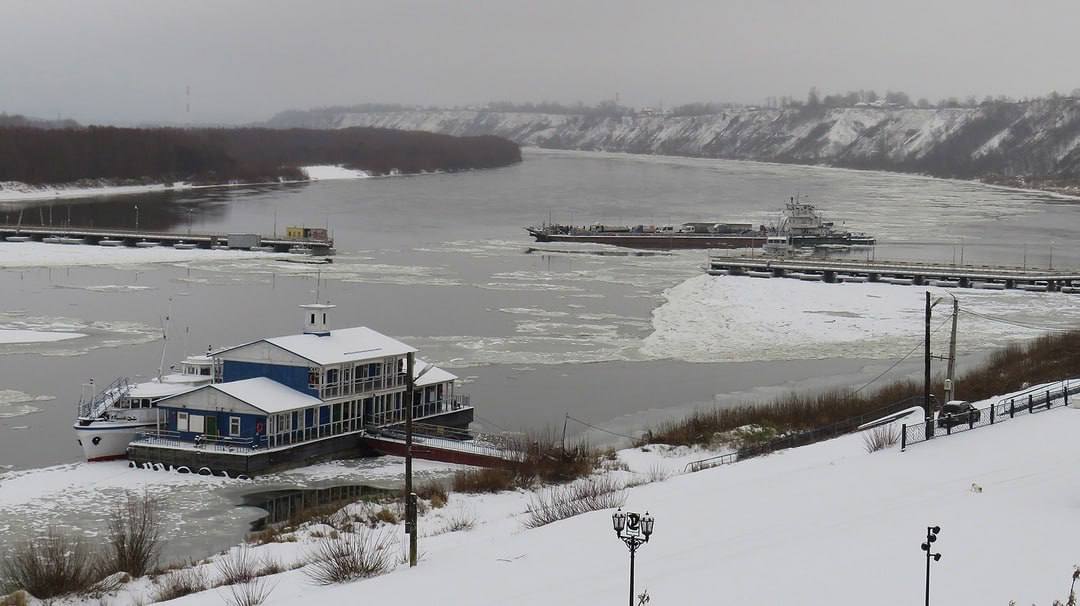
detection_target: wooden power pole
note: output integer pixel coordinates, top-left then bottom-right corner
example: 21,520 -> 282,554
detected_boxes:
945,298 -> 958,404
924,292 -> 934,438
404,351 -> 417,567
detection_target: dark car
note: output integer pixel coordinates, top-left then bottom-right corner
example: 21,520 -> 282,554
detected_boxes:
937,401 -> 981,428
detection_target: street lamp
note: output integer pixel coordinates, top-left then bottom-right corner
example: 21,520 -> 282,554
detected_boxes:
921,525 -> 942,606
612,508 -> 654,606
134,204 -> 140,232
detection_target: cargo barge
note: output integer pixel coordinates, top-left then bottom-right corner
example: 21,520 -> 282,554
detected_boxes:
526,197 -> 875,250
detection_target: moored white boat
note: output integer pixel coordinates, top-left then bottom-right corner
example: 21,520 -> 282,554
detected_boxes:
73,355 -> 216,461
99,239 -> 124,246
135,240 -> 159,248
4,235 -> 30,242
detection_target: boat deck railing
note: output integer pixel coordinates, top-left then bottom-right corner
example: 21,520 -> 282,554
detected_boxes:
133,429 -> 269,453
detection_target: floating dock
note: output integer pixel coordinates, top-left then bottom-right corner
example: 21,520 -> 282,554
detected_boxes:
0,224 -> 334,255
706,255 -> 1080,292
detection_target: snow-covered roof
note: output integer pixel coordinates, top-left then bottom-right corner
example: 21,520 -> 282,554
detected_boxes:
216,326 -> 418,366
415,359 -> 457,388
210,377 -> 323,414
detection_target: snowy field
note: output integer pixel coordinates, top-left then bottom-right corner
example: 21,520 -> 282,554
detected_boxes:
12,382 -> 1078,606
0,241 -> 284,268
642,274 -> 1080,362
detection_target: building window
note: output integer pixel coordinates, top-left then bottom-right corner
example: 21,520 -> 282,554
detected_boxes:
177,411 -> 189,432
230,416 -> 241,436
189,414 -> 205,434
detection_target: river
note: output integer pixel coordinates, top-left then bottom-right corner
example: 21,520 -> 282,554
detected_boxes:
1,149 -> 1079,560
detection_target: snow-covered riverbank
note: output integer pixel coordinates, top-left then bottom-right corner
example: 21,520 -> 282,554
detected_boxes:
0,166 -> 369,203
8,379 -> 1080,606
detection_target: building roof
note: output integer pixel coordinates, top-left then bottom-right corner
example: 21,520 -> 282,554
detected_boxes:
216,326 -> 418,366
210,378 -> 323,414
415,359 -> 457,388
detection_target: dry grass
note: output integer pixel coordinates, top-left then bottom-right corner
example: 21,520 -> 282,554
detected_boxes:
451,468 -> 516,493
220,578 -> 275,606
303,530 -> 395,585
0,591 -> 28,606
443,510 -> 476,533
0,527 -> 102,599
417,482 -> 449,508
644,331 -> 1080,450
103,491 -> 161,578
452,429 -> 601,494
153,568 -> 208,602
862,424 -> 900,453
216,545 -> 259,586
524,476 -> 627,529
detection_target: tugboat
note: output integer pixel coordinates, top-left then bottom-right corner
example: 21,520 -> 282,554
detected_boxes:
72,355 -> 216,461
525,196 -> 875,250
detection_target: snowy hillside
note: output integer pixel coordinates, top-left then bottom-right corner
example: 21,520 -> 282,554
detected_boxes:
266,100 -> 1080,184
34,382 -> 1080,606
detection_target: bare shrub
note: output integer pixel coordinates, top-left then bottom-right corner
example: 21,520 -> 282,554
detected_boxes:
304,530 -> 395,585
216,545 -> 258,586
104,491 -> 161,577
863,424 -> 900,453
153,568 -> 208,602
246,527 -> 282,546
451,468 -> 515,493
525,476 -> 627,529
417,482 -> 448,508
444,510 -> 476,532
254,557 -> 284,577
646,463 -> 671,483
372,508 -> 398,525
220,578 -> 275,606
0,527 -> 102,598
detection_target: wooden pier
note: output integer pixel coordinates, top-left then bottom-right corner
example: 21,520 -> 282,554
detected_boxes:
0,224 -> 334,255
706,255 -> 1080,292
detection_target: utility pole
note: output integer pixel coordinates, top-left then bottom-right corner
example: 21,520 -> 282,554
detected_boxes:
944,297 -> 958,404
404,350 -> 417,567
924,292 -> 934,438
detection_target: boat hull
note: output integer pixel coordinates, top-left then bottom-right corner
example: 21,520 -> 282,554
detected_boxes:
527,230 -> 768,249
527,229 -> 874,250
73,421 -> 154,462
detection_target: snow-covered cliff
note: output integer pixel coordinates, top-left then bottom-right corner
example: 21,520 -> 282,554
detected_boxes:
266,99 -> 1080,184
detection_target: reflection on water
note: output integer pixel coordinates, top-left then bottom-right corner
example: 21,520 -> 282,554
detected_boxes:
242,484 -> 396,531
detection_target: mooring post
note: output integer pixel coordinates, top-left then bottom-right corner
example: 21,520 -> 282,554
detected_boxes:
1010,399 -> 1015,418
1028,394 -> 1033,413
901,424 -> 907,451
989,403 -> 995,424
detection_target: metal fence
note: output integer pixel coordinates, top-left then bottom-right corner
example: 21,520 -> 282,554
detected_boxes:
902,380 -> 1078,450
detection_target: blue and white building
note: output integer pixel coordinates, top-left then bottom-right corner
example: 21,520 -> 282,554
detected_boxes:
128,304 -> 473,475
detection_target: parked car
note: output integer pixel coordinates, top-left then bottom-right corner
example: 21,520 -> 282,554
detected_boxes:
937,400 -> 981,428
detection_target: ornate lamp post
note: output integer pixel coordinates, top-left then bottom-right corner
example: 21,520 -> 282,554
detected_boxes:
612,508 -> 654,606
921,525 -> 942,606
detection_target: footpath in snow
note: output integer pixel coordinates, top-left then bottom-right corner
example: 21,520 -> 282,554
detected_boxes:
11,380 -> 1079,606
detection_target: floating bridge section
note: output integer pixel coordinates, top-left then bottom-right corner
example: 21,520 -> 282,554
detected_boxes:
707,255 -> 1080,292
0,224 -> 334,254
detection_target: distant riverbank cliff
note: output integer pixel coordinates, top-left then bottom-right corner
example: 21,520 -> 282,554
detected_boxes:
0,126 -> 521,187
266,100 -> 1080,196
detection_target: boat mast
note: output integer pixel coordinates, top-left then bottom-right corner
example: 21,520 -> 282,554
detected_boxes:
157,299 -> 172,381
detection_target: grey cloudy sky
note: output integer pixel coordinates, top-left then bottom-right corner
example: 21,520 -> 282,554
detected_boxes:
1,0 -> 1077,125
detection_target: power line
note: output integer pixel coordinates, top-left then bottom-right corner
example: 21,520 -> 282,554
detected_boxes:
565,414 -> 640,441
958,307 -> 1072,333
853,313 -> 954,395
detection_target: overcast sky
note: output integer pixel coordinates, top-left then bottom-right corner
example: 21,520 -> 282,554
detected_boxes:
1,0 -> 1078,125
